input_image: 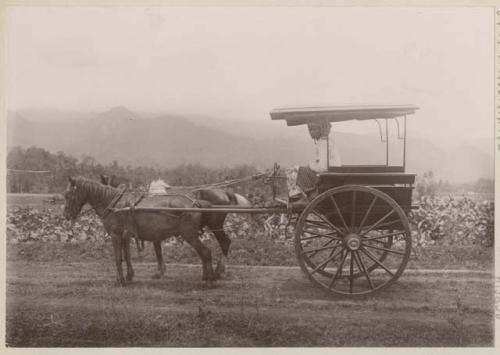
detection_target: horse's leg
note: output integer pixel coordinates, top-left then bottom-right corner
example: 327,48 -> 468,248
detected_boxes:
111,233 -> 126,286
123,236 -> 134,282
135,238 -> 145,260
213,230 -> 230,275
183,231 -> 218,283
152,240 -> 166,279
207,214 -> 230,275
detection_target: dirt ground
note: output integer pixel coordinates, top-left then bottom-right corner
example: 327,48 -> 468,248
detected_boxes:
6,259 -> 494,347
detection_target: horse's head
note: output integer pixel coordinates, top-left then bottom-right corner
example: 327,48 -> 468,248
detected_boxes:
63,176 -> 88,221
100,174 -> 111,186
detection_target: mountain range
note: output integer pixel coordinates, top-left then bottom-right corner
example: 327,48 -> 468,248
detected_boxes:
6,107 -> 494,183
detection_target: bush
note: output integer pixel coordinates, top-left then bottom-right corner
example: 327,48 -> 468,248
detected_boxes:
410,195 -> 494,247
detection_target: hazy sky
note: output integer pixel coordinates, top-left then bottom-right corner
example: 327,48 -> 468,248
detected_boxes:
4,6 -> 494,139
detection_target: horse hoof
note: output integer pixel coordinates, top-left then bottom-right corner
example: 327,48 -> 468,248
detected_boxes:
203,280 -> 217,289
215,262 -> 226,275
152,273 -> 163,279
116,279 -> 127,287
126,274 -> 134,282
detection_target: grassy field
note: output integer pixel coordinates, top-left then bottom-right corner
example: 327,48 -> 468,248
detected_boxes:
6,193 -> 60,208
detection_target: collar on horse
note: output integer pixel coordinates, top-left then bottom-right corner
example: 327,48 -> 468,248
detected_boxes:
101,185 -> 127,219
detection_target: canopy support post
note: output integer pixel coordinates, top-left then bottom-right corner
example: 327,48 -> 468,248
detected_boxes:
385,119 -> 389,166
326,129 -> 330,170
403,115 -> 407,171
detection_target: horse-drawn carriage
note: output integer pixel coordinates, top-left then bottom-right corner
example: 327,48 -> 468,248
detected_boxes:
64,105 -> 419,297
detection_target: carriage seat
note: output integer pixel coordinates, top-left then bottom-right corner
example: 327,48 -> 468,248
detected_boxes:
296,166 -> 318,194
285,165 -> 318,203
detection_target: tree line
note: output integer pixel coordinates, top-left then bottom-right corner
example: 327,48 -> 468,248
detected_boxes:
7,146 -> 493,196
7,146 -> 259,193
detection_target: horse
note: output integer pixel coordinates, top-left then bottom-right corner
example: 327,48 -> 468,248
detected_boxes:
99,176 -> 252,277
63,176 -> 222,286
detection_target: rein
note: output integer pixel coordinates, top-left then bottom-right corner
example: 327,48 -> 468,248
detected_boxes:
110,171 -> 271,196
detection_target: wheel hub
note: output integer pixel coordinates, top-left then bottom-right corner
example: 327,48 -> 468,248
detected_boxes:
345,233 -> 361,251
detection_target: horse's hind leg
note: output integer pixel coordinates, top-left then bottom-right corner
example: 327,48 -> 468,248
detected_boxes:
207,214 -> 230,275
213,230 -> 230,275
183,232 -> 218,283
123,236 -> 134,282
111,233 -> 126,286
152,240 -> 166,279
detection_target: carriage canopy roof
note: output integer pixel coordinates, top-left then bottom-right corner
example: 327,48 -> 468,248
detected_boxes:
270,105 -> 419,126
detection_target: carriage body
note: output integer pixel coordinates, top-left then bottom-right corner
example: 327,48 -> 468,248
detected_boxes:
271,105 -> 419,296
271,105 -> 418,228
316,171 -> 415,230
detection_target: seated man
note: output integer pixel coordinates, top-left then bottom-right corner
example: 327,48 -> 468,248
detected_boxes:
289,123 -> 342,202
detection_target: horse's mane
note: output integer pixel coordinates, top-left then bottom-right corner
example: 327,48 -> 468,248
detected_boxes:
73,176 -> 117,201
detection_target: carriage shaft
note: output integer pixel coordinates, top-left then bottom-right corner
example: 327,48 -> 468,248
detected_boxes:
113,206 -> 289,214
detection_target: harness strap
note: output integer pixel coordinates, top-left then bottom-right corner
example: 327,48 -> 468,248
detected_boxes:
102,185 -> 127,219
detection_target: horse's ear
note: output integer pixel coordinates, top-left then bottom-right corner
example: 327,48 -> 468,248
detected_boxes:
68,176 -> 76,186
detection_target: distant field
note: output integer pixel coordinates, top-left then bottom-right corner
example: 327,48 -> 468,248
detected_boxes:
7,193 -> 63,208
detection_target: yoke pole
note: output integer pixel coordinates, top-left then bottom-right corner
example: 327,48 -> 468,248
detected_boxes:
112,206 -> 290,214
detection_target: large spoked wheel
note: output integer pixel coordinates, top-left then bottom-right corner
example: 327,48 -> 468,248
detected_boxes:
295,185 -> 412,297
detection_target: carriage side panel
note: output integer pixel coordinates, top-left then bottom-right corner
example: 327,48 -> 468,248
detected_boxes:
316,173 -> 415,229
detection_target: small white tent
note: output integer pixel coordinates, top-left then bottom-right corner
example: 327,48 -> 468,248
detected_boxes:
148,179 -> 170,194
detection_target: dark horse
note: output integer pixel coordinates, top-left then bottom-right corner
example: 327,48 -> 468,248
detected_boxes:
63,176 -> 251,285
99,175 -> 252,277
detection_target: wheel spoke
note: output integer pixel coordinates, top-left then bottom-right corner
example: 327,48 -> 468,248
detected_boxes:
302,240 -> 342,255
362,231 -> 406,241
306,238 -> 341,259
310,247 -> 345,275
364,239 -> 391,247
349,251 -> 354,294
310,245 -> 342,262
358,196 -> 377,232
366,219 -> 401,230
359,210 -> 395,236
328,250 -> 349,289
300,230 -> 341,241
311,210 -> 346,237
303,226 -> 335,235
323,242 -> 342,262
362,243 -> 405,255
304,219 -> 334,230
353,250 -> 374,289
329,195 -> 349,232
360,247 -> 395,276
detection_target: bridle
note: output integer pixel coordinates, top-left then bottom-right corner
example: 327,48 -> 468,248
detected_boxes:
66,183 -> 126,220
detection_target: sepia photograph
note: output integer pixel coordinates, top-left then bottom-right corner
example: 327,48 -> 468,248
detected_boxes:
2,4 -> 496,348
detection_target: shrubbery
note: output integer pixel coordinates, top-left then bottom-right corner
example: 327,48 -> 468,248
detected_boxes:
410,196 -> 494,247
7,194 -> 494,249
